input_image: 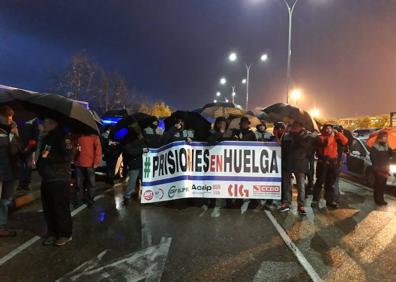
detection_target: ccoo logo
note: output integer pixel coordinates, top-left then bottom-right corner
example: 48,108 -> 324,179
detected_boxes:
228,184 -> 249,198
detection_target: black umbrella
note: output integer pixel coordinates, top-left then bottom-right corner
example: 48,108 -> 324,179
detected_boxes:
110,112 -> 158,139
164,111 -> 211,141
1,90 -> 99,134
261,103 -> 319,132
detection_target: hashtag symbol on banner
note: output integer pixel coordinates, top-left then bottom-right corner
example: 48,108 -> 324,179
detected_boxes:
144,157 -> 151,178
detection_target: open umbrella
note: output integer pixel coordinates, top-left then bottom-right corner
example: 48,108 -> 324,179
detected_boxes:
367,128 -> 396,150
109,113 -> 158,142
164,111 -> 211,141
1,90 -> 99,134
261,103 -> 318,132
199,102 -> 245,119
227,115 -> 261,131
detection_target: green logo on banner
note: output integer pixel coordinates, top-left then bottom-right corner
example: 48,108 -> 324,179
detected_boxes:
144,157 -> 151,178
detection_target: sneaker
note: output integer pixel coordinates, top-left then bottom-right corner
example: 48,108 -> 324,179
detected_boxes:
55,237 -> 72,246
87,199 -> 95,208
42,236 -> 56,246
0,228 -> 16,238
279,204 -> 290,213
311,201 -> 319,208
298,206 -> 307,216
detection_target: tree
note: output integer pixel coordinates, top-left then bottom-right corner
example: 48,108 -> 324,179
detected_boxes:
356,116 -> 371,129
150,102 -> 172,117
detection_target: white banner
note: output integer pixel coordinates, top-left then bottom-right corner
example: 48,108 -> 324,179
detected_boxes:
141,141 -> 282,203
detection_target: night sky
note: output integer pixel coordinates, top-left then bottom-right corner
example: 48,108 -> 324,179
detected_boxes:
0,0 -> 395,118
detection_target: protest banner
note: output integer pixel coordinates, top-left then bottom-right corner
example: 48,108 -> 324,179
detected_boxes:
141,141 -> 282,203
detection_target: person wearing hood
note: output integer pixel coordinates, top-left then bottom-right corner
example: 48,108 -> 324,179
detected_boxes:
231,116 -> 257,141
255,120 -> 273,142
279,121 -> 315,215
272,122 -> 286,144
142,119 -> 163,148
163,117 -> 195,144
36,118 -> 75,246
0,106 -> 23,237
311,124 -> 348,209
207,117 -> 229,145
369,132 -> 393,206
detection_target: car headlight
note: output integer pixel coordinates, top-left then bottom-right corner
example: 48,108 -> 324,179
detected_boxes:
389,164 -> 396,174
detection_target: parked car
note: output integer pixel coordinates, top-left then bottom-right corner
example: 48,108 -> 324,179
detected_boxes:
343,136 -> 396,187
352,128 -> 381,138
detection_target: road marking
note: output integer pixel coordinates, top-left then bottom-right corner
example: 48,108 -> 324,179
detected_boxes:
56,237 -> 172,281
264,210 -> 322,282
0,190 -> 112,267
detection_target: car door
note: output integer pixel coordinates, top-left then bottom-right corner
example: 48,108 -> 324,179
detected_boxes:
347,139 -> 366,175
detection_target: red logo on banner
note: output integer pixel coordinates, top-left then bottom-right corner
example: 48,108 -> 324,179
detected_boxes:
143,190 -> 154,201
228,184 -> 249,197
253,185 -> 280,193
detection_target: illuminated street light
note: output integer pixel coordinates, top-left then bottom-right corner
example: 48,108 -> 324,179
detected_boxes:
228,52 -> 269,110
214,99 -> 217,103
216,91 -> 221,97
225,98 -> 229,103
220,77 -> 227,85
242,78 -> 247,84
260,53 -> 268,62
310,108 -> 320,119
232,86 -> 236,104
289,88 -> 302,106
228,52 -> 237,62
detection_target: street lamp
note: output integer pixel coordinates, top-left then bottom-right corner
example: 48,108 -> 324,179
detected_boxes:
289,88 -> 302,106
242,78 -> 247,84
214,99 -> 217,103
216,91 -> 221,97
229,52 -> 237,62
232,86 -> 236,104
228,52 -> 269,110
225,98 -> 229,103
310,108 -> 320,119
282,0 -> 299,103
220,77 -> 227,85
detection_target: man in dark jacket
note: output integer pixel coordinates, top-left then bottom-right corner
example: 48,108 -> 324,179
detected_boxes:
231,116 -> 257,141
122,132 -> 148,204
162,118 -> 195,144
207,117 -> 228,145
279,121 -> 315,215
36,118 -> 74,246
0,106 -> 23,237
369,132 -> 393,206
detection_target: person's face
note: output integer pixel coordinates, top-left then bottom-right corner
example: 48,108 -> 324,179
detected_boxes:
240,121 -> 249,130
0,114 -> 13,125
177,120 -> 185,130
258,125 -> 265,132
42,119 -> 58,133
151,121 -> 158,129
217,121 -> 227,131
325,126 -> 333,135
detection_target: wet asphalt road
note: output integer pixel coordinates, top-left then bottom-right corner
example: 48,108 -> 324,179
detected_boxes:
1,175 -> 396,281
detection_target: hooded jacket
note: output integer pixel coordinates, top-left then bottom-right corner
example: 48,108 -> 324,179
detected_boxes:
74,135 -> 102,168
0,123 -> 22,181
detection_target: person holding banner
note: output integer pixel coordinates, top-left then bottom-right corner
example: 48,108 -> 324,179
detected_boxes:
122,133 -> 148,204
279,121 -> 315,215
231,116 -> 256,142
255,120 -> 273,142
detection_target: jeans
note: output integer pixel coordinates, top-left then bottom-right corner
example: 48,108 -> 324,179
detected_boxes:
313,160 -> 337,203
0,180 -> 18,227
124,169 -> 141,199
282,172 -> 306,207
41,180 -> 72,237
74,167 -> 96,204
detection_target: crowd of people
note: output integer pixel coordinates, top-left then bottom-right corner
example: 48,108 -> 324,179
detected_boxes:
0,105 -> 394,247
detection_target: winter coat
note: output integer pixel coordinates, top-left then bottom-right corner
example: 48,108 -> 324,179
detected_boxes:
36,128 -> 74,183
231,128 -> 257,141
316,132 -> 348,161
0,123 -> 23,181
74,135 -> 102,168
143,127 -> 163,148
282,130 -> 314,173
122,138 -> 145,170
255,130 -> 273,142
162,127 -> 196,144
370,144 -> 393,174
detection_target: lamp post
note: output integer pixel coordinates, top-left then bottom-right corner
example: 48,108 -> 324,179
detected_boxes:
282,0 -> 299,104
232,86 -> 236,104
228,52 -> 268,110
